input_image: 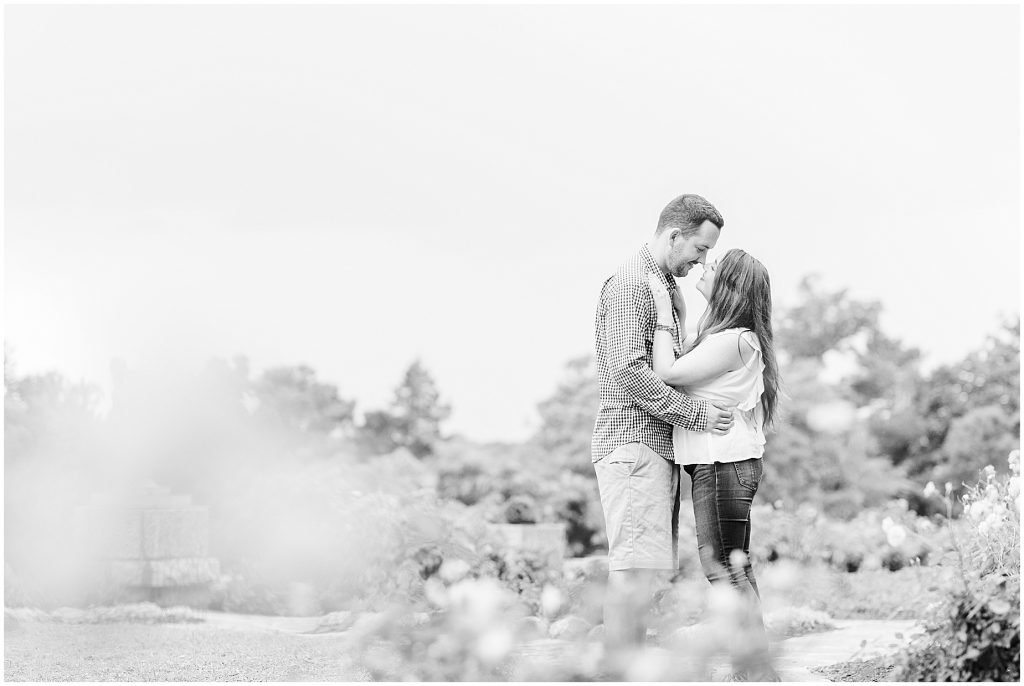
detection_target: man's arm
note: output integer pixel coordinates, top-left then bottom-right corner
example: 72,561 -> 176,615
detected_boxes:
604,278 -> 709,432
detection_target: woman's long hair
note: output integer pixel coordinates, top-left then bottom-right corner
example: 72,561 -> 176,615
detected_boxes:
692,249 -> 780,429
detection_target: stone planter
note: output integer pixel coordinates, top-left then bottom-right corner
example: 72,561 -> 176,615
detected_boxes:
74,483 -> 219,607
487,522 -> 567,568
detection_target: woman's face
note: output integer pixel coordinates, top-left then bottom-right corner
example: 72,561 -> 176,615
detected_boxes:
695,259 -> 718,301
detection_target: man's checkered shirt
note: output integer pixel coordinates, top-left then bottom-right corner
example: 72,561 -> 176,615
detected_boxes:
591,245 -> 710,463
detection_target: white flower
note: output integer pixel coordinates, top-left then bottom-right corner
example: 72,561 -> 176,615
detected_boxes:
540,584 -> 564,618
881,516 -> 895,532
983,465 -> 997,481
1008,476 -> 1020,500
707,583 -> 744,617
448,578 -> 505,629
945,482 -> 954,495
966,500 -> 990,521
475,627 -> 514,665
977,512 -> 1003,537
424,577 -> 449,609
885,524 -> 907,548
923,481 -> 938,498
1009,450 -> 1021,473
729,549 -> 749,569
438,558 -> 471,583
758,560 -> 801,591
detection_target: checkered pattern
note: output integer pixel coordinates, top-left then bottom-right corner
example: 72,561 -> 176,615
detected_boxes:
592,245 -> 710,463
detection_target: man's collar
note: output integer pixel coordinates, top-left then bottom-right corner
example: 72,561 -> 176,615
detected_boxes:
641,244 -> 677,292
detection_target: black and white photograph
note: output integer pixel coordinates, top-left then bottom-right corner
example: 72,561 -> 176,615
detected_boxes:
3,1 -> 1021,682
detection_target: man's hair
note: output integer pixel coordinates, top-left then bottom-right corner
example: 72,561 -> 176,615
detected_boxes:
655,194 -> 724,236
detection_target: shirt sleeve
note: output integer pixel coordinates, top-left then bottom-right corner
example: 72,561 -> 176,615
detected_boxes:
604,277 -> 710,431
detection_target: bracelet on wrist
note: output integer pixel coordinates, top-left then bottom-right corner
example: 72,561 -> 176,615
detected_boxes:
654,323 -> 675,333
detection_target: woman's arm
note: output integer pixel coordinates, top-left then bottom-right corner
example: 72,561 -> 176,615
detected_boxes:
660,333 -> 744,386
646,274 -> 681,381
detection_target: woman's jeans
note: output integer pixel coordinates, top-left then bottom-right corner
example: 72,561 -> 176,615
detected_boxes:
685,458 -> 764,617
686,458 -> 774,676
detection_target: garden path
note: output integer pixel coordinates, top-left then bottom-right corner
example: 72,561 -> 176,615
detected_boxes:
198,610 -> 921,681
5,609 -> 921,681
769,618 -> 921,681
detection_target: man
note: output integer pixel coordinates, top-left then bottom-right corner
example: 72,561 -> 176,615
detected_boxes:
592,193 -> 732,648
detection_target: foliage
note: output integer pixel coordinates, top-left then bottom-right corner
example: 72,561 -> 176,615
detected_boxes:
908,318 -> 1020,481
761,357 -> 913,518
893,452 -> 1021,681
531,354 -> 598,474
4,354 -> 111,608
208,450 -> 483,615
503,495 -> 539,524
433,438 -> 606,556
750,499 -> 939,573
774,275 -> 882,361
894,575 -> 1020,682
358,359 -> 452,459
4,362 -> 103,464
956,452 -> 1021,579
936,406 -> 1020,492
252,363 -> 356,437
347,569 -> 775,681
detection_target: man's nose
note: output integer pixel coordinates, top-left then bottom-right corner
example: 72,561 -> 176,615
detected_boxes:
697,254 -> 707,265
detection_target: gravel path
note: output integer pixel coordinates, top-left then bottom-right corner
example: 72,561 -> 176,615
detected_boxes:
4,620 -> 367,682
772,619 -> 920,682
4,610 -> 920,682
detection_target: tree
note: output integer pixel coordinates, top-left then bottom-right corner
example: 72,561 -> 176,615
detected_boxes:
775,275 -> 882,361
4,354 -> 103,464
359,360 -> 451,459
908,317 -> 1020,479
935,405 -> 1018,489
253,365 -> 356,437
531,355 -> 599,474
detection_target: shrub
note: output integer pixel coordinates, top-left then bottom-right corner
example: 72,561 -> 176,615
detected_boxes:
750,500 -> 941,573
894,451 -> 1021,681
894,575 -> 1020,681
503,495 -> 539,524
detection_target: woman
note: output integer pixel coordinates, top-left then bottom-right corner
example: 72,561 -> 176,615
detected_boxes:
647,248 -> 780,678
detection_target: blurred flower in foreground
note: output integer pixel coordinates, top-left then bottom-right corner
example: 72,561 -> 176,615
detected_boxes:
729,549 -> 749,569
540,584 -> 564,618
983,465 -> 996,481
447,578 -> 505,630
424,577 -> 448,609
977,513 -> 1003,537
707,583 -> 744,623
882,517 -> 907,547
758,560 -> 801,592
945,482 -> 954,495
438,558 -> 471,584
475,627 -> 514,665
923,481 -> 938,499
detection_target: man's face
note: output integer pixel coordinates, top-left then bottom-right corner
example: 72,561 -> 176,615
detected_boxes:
665,221 -> 721,278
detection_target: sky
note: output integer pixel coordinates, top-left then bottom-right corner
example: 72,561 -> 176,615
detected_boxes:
4,3 -> 1020,442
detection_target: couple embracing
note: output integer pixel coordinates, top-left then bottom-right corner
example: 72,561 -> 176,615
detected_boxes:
592,193 -> 780,678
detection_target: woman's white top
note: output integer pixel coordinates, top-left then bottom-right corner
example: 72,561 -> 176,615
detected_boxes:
672,327 -> 766,466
